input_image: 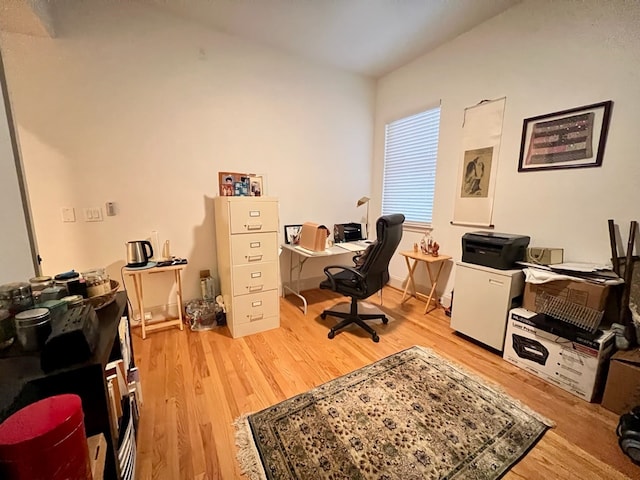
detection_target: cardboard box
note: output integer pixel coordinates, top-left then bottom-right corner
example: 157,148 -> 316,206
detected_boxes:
503,308 -> 614,401
299,222 -> 329,251
523,279 -> 609,313
602,348 -> 640,415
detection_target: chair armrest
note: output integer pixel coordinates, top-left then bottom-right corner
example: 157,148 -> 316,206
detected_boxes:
322,265 -> 365,290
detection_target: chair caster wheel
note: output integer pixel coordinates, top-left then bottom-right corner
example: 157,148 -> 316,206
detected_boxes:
328,330 -> 335,339
382,317 -> 389,324
321,313 -> 327,320
372,334 -> 379,342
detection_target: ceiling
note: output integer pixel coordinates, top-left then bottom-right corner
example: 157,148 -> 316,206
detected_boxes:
0,0 -> 521,78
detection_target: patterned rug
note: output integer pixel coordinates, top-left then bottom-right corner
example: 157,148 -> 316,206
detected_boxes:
235,346 -> 553,479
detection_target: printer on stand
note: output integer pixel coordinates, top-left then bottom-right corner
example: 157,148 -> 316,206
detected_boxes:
462,231 -> 530,270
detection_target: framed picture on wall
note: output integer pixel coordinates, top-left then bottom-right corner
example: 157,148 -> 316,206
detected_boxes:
518,100 -> 613,172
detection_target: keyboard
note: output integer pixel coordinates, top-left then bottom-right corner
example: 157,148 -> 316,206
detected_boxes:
336,242 -> 366,252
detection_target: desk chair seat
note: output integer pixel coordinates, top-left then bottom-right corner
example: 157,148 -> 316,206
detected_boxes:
319,214 -> 405,342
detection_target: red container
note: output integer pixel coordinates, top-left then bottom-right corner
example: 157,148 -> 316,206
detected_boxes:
0,394 -> 92,480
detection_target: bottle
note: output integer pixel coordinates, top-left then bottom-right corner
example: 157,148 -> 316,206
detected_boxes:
199,270 -> 216,301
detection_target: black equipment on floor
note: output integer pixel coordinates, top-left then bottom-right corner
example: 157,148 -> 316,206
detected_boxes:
319,214 -> 405,343
617,406 -> 640,464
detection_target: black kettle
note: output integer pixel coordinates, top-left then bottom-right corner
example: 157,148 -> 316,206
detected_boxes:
126,240 -> 153,267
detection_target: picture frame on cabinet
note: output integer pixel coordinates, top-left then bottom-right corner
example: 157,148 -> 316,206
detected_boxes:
518,101 -> 612,172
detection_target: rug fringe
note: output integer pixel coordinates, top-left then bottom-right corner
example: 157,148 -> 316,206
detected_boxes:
414,345 -> 556,428
234,413 -> 267,480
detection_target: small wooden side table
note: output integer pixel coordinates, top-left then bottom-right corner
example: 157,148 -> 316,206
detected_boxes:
125,264 -> 185,339
398,250 -> 452,314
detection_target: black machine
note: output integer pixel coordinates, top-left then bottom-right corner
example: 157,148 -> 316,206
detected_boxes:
41,305 -> 99,371
511,334 -> 549,366
462,231 -> 530,269
617,406 -> 640,464
333,222 -> 364,243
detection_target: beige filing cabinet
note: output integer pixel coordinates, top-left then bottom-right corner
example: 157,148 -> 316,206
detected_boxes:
214,196 -> 280,338
450,261 -> 524,351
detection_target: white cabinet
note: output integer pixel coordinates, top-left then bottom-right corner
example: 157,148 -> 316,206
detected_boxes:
214,197 -> 280,338
450,261 -> 524,351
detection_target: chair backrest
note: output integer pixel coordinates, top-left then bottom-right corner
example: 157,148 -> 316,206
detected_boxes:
357,214 -> 405,295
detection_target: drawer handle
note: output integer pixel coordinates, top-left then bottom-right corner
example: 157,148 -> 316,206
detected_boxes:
248,285 -> 264,292
247,254 -> 263,261
248,314 -> 264,321
488,279 -> 504,286
246,224 -> 262,230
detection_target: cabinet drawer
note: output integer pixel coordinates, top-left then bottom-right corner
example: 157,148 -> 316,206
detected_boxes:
232,262 -> 278,295
232,291 -> 279,325
231,232 -> 278,265
229,202 -> 278,234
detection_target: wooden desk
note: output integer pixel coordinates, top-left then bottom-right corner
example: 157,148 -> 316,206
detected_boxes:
399,250 -> 452,314
125,264 -> 185,339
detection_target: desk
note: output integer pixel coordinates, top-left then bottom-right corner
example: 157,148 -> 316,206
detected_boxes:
125,264 -> 185,339
399,250 -> 452,314
281,243 -> 367,314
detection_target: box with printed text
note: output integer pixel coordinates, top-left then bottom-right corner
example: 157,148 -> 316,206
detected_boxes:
503,308 -> 614,402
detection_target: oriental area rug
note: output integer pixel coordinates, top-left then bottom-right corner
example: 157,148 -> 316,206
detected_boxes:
235,346 -> 553,480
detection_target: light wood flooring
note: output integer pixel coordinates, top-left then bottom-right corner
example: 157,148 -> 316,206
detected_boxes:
133,287 -> 637,479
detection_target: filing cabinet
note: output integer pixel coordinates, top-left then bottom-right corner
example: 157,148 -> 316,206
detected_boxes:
214,197 -> 280,338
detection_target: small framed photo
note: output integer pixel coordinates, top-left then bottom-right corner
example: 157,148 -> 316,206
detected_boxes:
218,171 -> 249,196
518,100 -> 613,172
284,224 -> 302,245
250,175 -> 263,197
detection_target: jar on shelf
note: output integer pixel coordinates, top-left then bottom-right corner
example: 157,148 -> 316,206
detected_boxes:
0,282 -> 34,315
82,268 -> 110,298
0,309 -> 15,350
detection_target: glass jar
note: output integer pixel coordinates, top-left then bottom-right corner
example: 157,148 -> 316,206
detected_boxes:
0,309 -> 15,350
83,268 -> 110,298
0,282 -> 34,315
29,276 -> 54,292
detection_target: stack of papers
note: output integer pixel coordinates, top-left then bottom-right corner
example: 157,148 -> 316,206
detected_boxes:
336,242 -> 366,252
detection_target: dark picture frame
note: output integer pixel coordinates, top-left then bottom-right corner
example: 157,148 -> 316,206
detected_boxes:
518,100 -> 612,172
284,224 -> 302,245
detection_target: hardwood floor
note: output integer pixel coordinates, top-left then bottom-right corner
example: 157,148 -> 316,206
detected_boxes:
133,287 -> 636,479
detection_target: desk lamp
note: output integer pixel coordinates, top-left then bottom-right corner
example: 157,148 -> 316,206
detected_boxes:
357,196 -> 370,239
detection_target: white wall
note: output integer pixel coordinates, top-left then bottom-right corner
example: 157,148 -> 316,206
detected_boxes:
0,0 -> 375,307
373,0 -> 640,300
0,59 -> 35,284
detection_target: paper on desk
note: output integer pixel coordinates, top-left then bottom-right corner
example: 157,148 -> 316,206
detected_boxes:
294,245 -> 330,255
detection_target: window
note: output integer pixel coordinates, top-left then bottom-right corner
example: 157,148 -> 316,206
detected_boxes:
381,106 -> 441,228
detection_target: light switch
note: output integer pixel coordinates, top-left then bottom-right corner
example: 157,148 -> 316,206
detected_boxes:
61,207 -> 76,223
84,207 -> 103,222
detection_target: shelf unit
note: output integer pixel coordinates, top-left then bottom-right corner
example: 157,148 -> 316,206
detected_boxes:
0,292 -> 139,479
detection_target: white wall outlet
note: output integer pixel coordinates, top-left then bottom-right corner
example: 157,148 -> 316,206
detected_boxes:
105,202 -> 116,216
84,207 -> 103,222
61,207 -> 76,223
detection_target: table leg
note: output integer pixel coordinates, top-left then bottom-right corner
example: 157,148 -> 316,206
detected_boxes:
132,273 -> 146,339
424,260 -> 446,314
401,257 -> 419,303
282,252 -> 309,314
175,269 -> 184,331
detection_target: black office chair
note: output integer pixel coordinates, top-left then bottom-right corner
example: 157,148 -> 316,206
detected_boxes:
319,214 -> 405,342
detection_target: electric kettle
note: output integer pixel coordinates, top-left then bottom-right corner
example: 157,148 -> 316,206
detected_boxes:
126,240 -> 154,267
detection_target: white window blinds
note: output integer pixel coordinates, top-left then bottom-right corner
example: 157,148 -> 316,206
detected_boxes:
381,106 -> 441,227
